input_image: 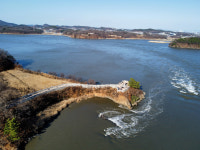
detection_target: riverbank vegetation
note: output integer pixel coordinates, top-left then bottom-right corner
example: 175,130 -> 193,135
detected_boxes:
0,49 -> 16,72
0,82 -> 144,149
169,37 -> 200,49
0,26 -> 43,34
173,37 -> 200,45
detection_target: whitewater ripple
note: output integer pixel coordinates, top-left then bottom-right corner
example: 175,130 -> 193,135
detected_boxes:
98,85 -> 165,138
169,67 -> 199,95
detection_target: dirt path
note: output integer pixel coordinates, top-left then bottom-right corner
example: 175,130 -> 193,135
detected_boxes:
1,69 -> 131,108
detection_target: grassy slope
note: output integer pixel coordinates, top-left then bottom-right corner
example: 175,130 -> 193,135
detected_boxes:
0,69 -> 71,96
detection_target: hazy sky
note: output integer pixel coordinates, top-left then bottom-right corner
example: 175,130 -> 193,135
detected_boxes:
1,0 -> 200,32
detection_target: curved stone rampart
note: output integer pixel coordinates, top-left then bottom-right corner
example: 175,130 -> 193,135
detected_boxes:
8,80 -> 133,108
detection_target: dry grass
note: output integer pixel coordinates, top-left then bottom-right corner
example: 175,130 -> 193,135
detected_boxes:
0,69 -> 72,93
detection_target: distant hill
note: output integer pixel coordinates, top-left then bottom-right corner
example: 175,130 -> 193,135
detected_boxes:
132,28 -> 167,33
0,20 -> 43,34
0,20 -> 17,27
0,20 -> 197,40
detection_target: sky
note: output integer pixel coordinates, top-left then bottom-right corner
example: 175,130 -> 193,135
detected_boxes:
1,0 -> 200,32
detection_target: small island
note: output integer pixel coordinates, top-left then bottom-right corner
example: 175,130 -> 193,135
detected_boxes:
169,37 -> 200,49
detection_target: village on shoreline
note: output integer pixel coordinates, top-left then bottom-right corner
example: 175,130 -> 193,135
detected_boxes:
1,20 -> 199,41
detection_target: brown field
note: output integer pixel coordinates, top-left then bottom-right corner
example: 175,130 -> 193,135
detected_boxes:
0,69 -> 71,94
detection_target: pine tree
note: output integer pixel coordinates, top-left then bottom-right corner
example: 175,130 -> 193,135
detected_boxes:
4,117 -> 20,142
128,78 -> 140,89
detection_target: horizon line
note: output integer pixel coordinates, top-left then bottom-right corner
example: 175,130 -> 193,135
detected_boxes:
0,19 -> 197,33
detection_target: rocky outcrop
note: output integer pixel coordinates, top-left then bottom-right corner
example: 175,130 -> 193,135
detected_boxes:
0,82 -> 145,149
37,88 -> 145,120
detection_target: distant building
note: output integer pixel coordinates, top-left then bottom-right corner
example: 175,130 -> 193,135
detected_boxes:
132,31 -> 143,35
158,32 -> 167,36
169,32 -> 176,36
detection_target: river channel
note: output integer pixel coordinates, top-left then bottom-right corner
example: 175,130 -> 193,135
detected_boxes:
0,34 -> 200,150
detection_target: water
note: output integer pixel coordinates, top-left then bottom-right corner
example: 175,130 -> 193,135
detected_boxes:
0,34 -> 200,150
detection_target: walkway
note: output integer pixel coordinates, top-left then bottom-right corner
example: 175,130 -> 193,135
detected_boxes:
7,80 -> 129,108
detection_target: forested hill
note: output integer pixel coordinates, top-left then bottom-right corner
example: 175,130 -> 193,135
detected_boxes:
0,20 -> 43,34
0,20 -> 17,27
169,37 -> 200,49
0,20 -> 198,40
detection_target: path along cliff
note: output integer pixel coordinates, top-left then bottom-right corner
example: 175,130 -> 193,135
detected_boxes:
0,69 -> 145,150
8,80 -> 142,109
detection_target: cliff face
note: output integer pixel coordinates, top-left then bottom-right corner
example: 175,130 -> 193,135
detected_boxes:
169,42 -> 200,49
37,86 -> 144,127
0,85 -> 145,150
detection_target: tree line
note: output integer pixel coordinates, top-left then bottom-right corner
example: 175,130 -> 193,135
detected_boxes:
0,26 -> 43,34
174,37 -> 200,45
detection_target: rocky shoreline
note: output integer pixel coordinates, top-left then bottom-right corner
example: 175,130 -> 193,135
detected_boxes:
0,75 -> 145,150
0,47 -> 145,150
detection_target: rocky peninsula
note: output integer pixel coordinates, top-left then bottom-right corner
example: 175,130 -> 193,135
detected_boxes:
0,68 -> 145,150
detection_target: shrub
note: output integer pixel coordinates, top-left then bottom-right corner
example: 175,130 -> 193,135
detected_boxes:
128,78 -> 141,89
0,49 -> 16,72
131,95 -> 139,103
88,79 -> 96,85
60,73 -> 65,78
4,117 -> 20,142
48,72 -> 57,76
